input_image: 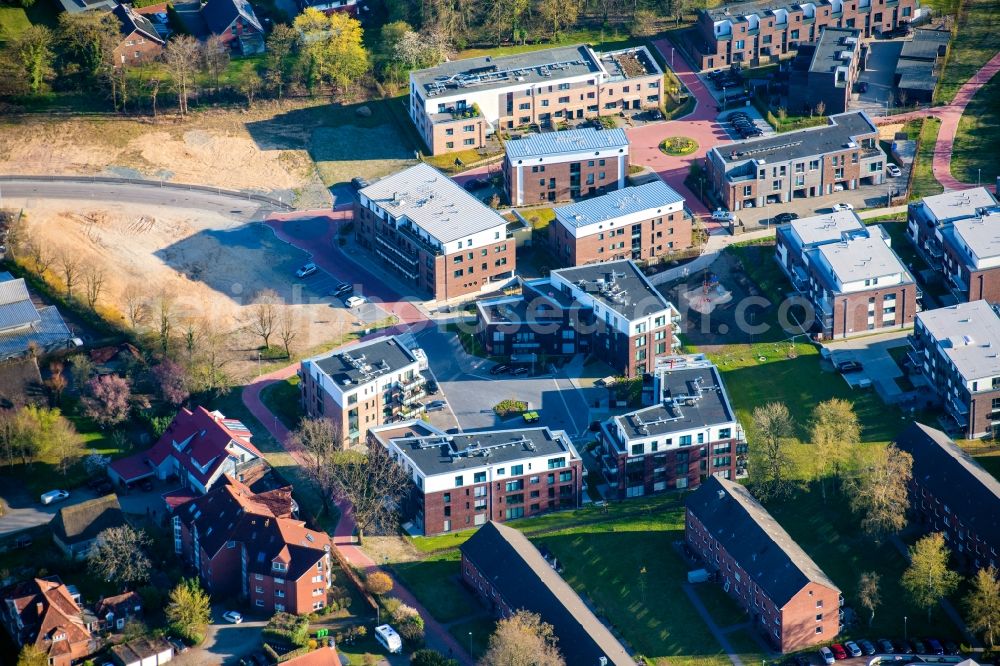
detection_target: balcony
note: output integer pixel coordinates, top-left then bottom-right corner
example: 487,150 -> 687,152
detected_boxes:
397,222 -> 444,257
375,235 -> 418,268
400,390 -> 427,406
398,374 -> 423,389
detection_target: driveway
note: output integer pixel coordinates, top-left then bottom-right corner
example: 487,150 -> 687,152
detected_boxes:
823,329 -> 911,402
0,481 -> 100,537
198,610 -> 269,665
734,184 -> 900,228
853,40 -> 905,115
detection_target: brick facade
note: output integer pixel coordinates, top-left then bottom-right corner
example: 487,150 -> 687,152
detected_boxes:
506,152 -> 628,205
550,208 -> 693,266
112,29 -> 163,66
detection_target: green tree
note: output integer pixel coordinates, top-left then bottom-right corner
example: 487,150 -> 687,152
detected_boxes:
630,8 -> 658,37
12,26 -> 54,94
57,11 -> 118,86
294,9 -> 369,94
16,645 -> 47,666
901,533 -> 961,621
537,0 -> 579,38
412,649 -> 459,666
845,444 -> 912,541
14,405 -> 82,472
809,398 -> 860,497
167,578 -> 212,644
966,565 -> 1000,648
237,61 -> 262,108
264,23 -> 299,98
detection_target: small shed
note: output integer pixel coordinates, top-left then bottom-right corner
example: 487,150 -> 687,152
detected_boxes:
111,637 -> 174,666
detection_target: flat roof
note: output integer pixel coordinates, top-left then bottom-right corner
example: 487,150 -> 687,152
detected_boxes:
412,44 -> 601,98
917,300 -> 1000,382
553,259 -> 672,321
786,210 -> 865,248
359,163 -> 507,244
919,187 -> 999,224
900,28 -> 951,60
614,364 -> 733,439
895,58 -> 937,91
309,336 -> 419,388
809,27 -> 860,74
554,181 -> 685,229
947,213 -> 1000,262
714,111 -> 878,165
389,427 -> 576,477
506,128 -> 629,161
815,233 -> 909,285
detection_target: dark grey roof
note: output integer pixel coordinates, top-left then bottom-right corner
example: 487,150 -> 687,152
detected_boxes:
460,522 -> 635,666
895,58 -> 937,91
900,29 -> 951,61
111,637 -> 173,664
0,305 -> 73,361
895,421 -> 1000,546
704,0 -> 835,21
807,27 -> 860,74
714,111 -> 878,165
310,336 -> 419,388
113,3 -> 165,45
52,494 -> 126,546
201,0 -> 262,35
390,427 -> 576,477
686,476 -> 840,607
614,365 -> 734,439
552,260 -> 672,321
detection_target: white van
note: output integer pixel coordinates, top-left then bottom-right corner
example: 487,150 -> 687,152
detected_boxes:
374,624 -> 402,654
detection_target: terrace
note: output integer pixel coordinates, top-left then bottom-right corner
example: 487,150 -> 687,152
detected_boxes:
600,47 -> 663,81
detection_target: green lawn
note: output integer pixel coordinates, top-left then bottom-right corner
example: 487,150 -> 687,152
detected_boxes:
952,70 -> 1000,189
390,549 -> 480,624
910,118 -> 944,201
448,616 -> 495,660
260,376 -> 302,430
457,28 -> 644,59
0,6 -> 30,44
934,0 -> 1000,104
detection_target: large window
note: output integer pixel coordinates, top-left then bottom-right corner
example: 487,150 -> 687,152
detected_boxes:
547,457 -> 566,469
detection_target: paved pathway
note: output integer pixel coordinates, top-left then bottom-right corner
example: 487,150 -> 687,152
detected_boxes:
873,51 -> 1000,191
681,583 -> 746,666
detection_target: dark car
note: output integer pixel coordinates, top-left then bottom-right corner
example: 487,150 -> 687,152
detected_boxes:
773,212 -> 800,225
490,364 -> 510,375
836,360 -> 863,373
858,639 -> 877,656
944,641 -> 959,655
877,639 -> 895,654
830,644 -> 848,660
425,400 -> 447,412
892,639 -> 912,654
332,282 -> 353,297
925,638 -> 944,655
858,81 -> 869,93
463,178 -> 491,191
424,378 -> 439,395
649,109 -> 664,120
911,639 -> 927,654
794,655 -> 810,666
511,367 -> 529,376
350,177 -> 370,191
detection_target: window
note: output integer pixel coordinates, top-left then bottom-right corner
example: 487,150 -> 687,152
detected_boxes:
719,428 -> 732,439
506,480 -> 524,492
743,185 -> 752,196
679,435 -> 692,446
559,471 -> 572,482
511,464 -> 523,475
443,492 -> 451,504
547,457 -> 566,469
463,138 -> 475,146
454,475 -> 464,487
506,507 -> 525,519
474,471 -> 486,483
272,562 -> 286,572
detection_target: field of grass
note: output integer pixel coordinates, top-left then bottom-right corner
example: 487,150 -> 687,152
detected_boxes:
910,118 -> 944,201
0,6 -> 30,44
457,28 -> 644,59
448,617 -> 495,660
934,0 -> 1000,104
952,72 -> 1000,188
260,376 -> 302,430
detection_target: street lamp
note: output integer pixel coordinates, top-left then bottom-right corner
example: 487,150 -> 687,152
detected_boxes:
904,615 -> 908,640
671,47 -> 675,69
469,631 -> 473,657
978,168 -> 982,188
257,351 -> 261,376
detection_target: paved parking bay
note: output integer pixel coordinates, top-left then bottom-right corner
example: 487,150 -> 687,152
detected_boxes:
823,330 -> 911,403
717,108 -> 775,141
853,40 -> 905,115
734,183 -> 901,227
293,267 -> 391,325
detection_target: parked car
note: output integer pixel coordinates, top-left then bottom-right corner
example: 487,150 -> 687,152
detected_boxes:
295,262 -> 318,278
844,641 -> 862,658
345,295 -> 368,309
424,378 -> 438,395
772,212 -> 800,224
40,489 -> 70,505
332,282 -> 353,297
490,364 -> 510,375
222,610 -> 243,624
649,109 -> 664,120
794,655 -> 810,666
830,644 -> 848,660
463,178 -> 491,191
836,360 -> 864,373
944,641 -> 960,655
877,639 -> 895,654
374,624 -> 403,654
350,177 -> 370,191
511,367 -> 529,376
819,647 -> 835,665
886,164 -> 902,177
425,400 -> 447,412
858,639 -> 877,656
893,639 -> 913,654
911,639 -> 927,654
925,638 -> 945,655
711,208 -> 735,222
833,202 -> 854,211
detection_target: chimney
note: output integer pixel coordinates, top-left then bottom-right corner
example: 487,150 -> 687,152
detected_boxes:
36,602 -> 44,617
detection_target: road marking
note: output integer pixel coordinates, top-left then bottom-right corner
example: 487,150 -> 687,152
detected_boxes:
550,368 -> 583,436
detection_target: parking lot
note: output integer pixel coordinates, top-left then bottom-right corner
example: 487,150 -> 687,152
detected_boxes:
822,330 -> 911,403
718,108 -> 774,141
853,40 -> 906,115
734,182 -> 903,227
292,261 -> 393,326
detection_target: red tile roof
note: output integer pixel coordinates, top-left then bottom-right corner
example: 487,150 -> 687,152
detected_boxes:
1,577 -> 94,661
281,646 -> 340,666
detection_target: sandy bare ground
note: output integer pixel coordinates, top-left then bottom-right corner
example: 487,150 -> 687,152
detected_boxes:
19,200 -> 362,371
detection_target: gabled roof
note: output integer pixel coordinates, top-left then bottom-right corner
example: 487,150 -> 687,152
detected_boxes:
460,522 -> 634,666
1,577 -> 93,656
0,277 -> 41,333
95,591 -> 142,620
112,3 -> 165,45
51,494 -> 126,546
281,646 -> 340,666
894,421 -> 1000,546
111,637 -> 173,664
685,476 -> 840,607
201,0 -> 262,35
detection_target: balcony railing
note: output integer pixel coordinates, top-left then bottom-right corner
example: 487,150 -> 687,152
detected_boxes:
375,235 -> 419,268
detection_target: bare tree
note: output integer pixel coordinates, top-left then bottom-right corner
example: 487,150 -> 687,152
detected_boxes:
163,35 -> 200,115
748,402 -> 795,500
83,264 -> 105,310
26,241 -> 53,275
237,62 -> 262,108
88,525 -> 152,587
58,253 -> 80,298
147,76 -> 161,118
156,291 -> 175,356
189,320 -> 232,394
123,285 -> 148,330
814,99 -> 826,117
277,306 -> 297,359
201,34 -> 230,92
845,444 -> 913,541
328,445 -> 410,541
858,571 -> 881,627
247,289 -> 280,350
480,610 -> 565,666
291,418 -> 343,507
809,398 -> 859,498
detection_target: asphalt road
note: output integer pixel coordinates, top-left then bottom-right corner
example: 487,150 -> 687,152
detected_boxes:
0,482 -> 100,537
0,179 -> 277,220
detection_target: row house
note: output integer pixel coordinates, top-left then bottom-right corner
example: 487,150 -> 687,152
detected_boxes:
111,3 -> 165,67
201,0 -> 265,55
460,522 -> 634,666
895,421 -> 1000,571
297,0 -> 359,15
173,477 -> 333,616
706,111 -> 886,212
0,577 -> 100,666
775,211 -> 917,338
907,300 -> 1000,438
503,127 -> 630,205
475,259 -> 682,378
686,476 -> 842,653
409,44 -> 663,155
355,163 -> 516,300
369,421 -> 583,536
299,335 -> 427,447
107,406 -> 263,496
690,0 -> 920,71
549,180 -> 691,267
786,27 -> 861,116
598,354 -> 746,498
907,187 -> 1000,304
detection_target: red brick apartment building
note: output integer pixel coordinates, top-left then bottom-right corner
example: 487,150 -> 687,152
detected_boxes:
503,128 -> 630,205
686,476 -> 842,653
475,259 -> 681,378
907,300 -> 1000,438
0,577 -> 99,666
460,522 -> 634,666
598,354 -> 746,498
369,421 -> 583,536
895,421 -> 1000,570
409,44 -> 663,155
549,180 -> 690,266
689,0 -> 920,71
786,27 -> 861,116
775,211 -> 917,339
111,3 -> 164,66
706,111 -> 886,213
355,163 -> 516,301
907,188 -> 1000,304
173,477 -> 333,615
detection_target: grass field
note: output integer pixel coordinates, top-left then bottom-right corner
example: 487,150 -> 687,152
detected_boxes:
952,73 -> 1000,188
934,0 -> 1000,104
910,118 -> 944,201
0,6 -> 30,44
457,28 -> 645,59
260,376 -> 302,430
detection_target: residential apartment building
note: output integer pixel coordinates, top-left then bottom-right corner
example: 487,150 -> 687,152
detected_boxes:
0,577 -> 99,666
369,421 -> 583,536
549,180 -> 690,266
598,354 -> 746,498
503,128 -> 630,205
895,421 -> 1000,570
690,0 -> 920,71
686,476 -> 842,653
299,335 -> 426,447
409,44 -> 663,155
707,111 -> 886,212
786,27 -> 861,116
173,478 -> 333,615
460,522 -> 634,666
355,163 -> 516,300
907,300 -> 1000,438
907,187 -> 1000,303
107,406 -> 262,494
775,211 -> 917,338
475,259 -> 681,377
